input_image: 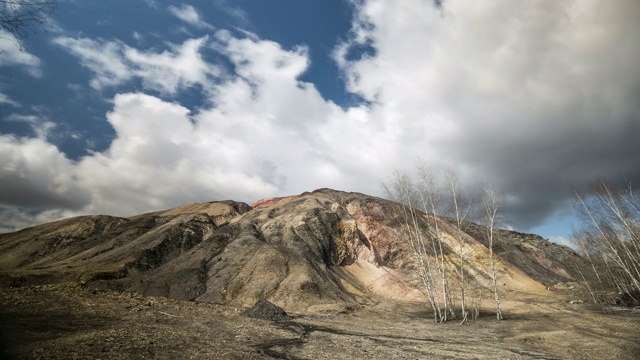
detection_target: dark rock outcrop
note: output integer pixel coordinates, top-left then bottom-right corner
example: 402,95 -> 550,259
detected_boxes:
242,299 -> 291,321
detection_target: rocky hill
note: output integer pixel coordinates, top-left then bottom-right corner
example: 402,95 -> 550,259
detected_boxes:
0,189 -> 587,313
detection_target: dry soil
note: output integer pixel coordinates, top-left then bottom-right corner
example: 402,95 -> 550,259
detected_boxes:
1,283 -> 639,359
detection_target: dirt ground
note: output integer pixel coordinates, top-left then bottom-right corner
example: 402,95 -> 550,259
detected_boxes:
1,284 -> 639,359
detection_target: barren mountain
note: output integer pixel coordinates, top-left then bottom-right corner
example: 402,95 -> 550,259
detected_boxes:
1,189 -> 586,312
2,189 -> 639,360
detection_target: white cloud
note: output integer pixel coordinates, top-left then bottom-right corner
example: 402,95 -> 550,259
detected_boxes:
54,36 -> 220,94
75,92 -> 279,216
2,0 -> 639,237
53,37 -> 131,89
0,135 -> 90,210
549,236 -> 573,249
142,0 -> 159,9
124,37 -> 219,94
216,30 -> 309,83
0,92 -> 20,107
168,4 -> 214,30
6,114 -> 56,139
0,30 -> 394,229
0,30 -> 42,77
213,0 -> 250,27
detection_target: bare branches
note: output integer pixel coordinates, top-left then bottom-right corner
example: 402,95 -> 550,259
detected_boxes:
387,166 -> 509,323
572,177 -> 640,308
385,171 -> 443,322
0,0 -> 57,50
385,165 -> 516,323
416,164 -> 455,321
482,188 -> 503,320
444,168 -> 474,324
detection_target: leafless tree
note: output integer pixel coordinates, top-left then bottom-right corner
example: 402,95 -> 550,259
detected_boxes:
386,167 -> 513,323
444,169 -> 474,324
0,0 -> 57,50
416,164 -> 455,321
482,188 -> 503,320
469,285 -> 483,321
385,172 -> 443,322
572,177 -> 640,307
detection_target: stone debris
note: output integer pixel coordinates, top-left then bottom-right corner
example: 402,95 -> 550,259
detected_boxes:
241,299 -> 291,321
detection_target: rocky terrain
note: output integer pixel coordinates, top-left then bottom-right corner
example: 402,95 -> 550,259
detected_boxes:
1,188 -> 638,359
2,282 -> 639,359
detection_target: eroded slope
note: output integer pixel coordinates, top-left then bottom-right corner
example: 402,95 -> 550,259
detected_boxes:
1,189 -> 588,313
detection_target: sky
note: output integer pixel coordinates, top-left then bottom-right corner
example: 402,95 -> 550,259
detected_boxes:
1,0 -> 639,248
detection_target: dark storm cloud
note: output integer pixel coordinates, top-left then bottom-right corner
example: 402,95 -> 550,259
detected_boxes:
336,0 -> 640,232
0,136 -> 90,210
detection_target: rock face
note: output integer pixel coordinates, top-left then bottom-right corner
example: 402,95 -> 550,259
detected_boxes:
0,189 -> 588,313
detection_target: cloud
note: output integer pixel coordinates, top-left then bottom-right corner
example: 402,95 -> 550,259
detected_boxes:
72,92 -> 278,216
168,4 -> 214,30
123,37 -> 220,94
335,0 -> 640,229
53,36 -> 220,94
142,0 -> 159,9
0,92 -> 20,107
0,30 -> 42,77
1,30 -> 395,230
0,206 -> 70,234
6,113 -> 56,139
0,135 -> 90,209
1,0 -> 639,239
213,0 -> 251,27
549,236 -> 573,248
52,37 -> 131,89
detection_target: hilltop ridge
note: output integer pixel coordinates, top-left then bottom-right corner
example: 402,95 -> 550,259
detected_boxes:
0,188 -> 587,313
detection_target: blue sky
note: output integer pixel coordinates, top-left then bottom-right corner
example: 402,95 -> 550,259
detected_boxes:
1,0 -> 639,248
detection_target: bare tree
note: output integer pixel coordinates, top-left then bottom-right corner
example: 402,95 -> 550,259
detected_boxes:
0,0 -> 57,50
416,164 -> 455,321
572,177 -> 640,307
386,167 -> 512,323
469,286 -> 483,321
385,172 -> 443,322
482,188 -> 503,320
444,169 -> 474,324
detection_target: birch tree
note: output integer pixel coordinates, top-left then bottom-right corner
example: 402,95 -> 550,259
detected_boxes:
416,164 -> 455,321
572,177 -> 640,305
444,169 -> 474,324
482,188 -> 503,320
386,167 -> 511,322
385,172 -> 443,322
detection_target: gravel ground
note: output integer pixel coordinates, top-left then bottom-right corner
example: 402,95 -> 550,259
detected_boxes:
1,284 -> 639,359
